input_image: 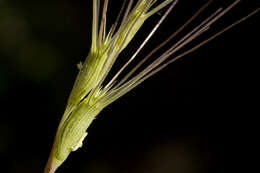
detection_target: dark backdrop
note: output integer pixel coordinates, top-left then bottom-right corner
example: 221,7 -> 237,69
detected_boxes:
0,0 -> 258,173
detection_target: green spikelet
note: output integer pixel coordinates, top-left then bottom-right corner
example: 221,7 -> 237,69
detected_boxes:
44,0 -> 259,172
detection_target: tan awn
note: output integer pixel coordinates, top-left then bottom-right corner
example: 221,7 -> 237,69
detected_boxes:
44,0 -> 259,173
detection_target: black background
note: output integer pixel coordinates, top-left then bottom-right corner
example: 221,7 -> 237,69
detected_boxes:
0,0 -> 259,173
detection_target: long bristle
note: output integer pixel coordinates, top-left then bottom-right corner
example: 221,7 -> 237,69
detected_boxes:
92,0 -> 100,52
109,0 -> 128,38
99,0 -> 109,44
101,1 -> 258,107
105,0 -> 179,89
116,0 -> 214,87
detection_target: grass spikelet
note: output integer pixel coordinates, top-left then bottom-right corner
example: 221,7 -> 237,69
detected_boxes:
43,1 -> 259,172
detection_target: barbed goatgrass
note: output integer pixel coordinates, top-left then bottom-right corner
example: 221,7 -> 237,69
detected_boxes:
43,0 -> 259,173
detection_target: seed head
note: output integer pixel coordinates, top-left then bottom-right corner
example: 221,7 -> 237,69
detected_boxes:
44,1 -> 259,172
